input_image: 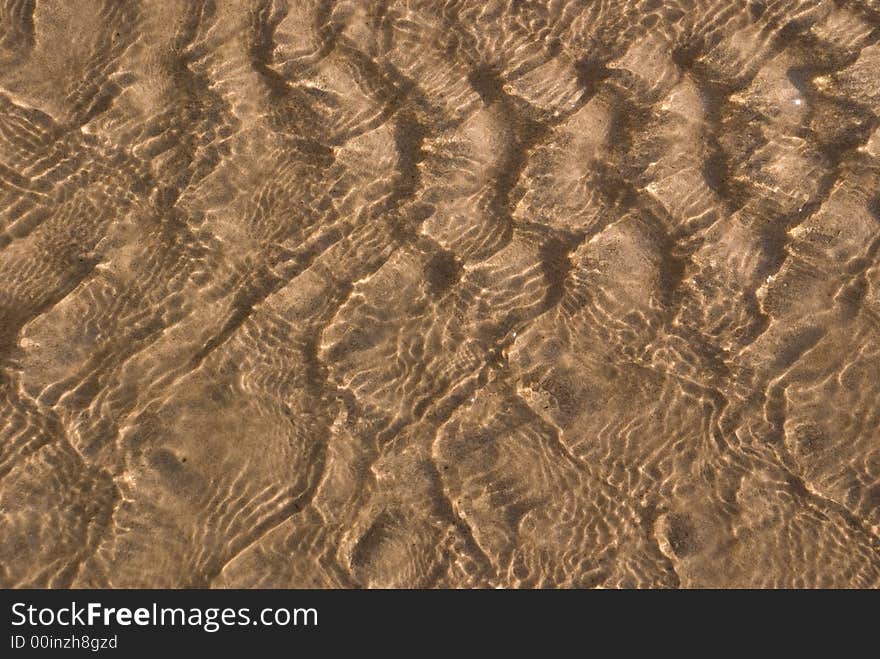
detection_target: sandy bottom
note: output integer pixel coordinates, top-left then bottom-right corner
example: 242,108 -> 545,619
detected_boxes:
1,0 -> 879,588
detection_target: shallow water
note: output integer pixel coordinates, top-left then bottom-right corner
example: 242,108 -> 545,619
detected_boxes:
1,0 -> 879,588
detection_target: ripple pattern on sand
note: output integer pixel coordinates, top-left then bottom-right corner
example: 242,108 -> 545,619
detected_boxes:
1,0 -> 879,588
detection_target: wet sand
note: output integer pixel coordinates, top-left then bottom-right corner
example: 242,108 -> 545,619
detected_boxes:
1,0 -> 879,588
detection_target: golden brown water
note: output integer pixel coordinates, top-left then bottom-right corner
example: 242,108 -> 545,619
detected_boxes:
1,0 -> 879,589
